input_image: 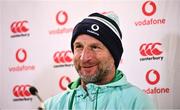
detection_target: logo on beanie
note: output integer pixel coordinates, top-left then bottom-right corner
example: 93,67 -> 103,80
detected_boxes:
91,24 -> 99,31
87,24 -> 100,36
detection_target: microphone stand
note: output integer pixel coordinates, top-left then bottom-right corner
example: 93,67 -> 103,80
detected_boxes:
29,86 -> 44,110
36,93 -> 44,110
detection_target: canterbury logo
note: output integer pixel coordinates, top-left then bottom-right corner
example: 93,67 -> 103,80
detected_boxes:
53,50 -> 73,64
11,20 -> 29,33
139,42 -> 162,56
13,85 -> 31,97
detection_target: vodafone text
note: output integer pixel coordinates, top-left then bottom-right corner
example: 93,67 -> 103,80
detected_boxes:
143,87 -> 170,94
135,18 -> 166,26
9,65 -> 35,72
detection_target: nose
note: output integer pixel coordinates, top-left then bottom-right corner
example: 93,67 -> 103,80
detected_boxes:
80,48 -> 93,62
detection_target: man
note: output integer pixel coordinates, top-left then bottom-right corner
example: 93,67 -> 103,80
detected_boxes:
44,12 -> 155,110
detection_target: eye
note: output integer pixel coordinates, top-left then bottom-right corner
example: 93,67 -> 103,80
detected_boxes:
74,43 -> 83,51
91,45 -> 101,50
75,44 -> 82,48
92,45 -> 98,49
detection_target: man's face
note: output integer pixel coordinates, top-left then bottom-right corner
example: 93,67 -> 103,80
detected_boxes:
73,34 -> 115,84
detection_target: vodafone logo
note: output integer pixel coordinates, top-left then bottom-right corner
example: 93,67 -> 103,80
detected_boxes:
11,20 -> 29,33
91,24 -> 99,31
56,10 -> 68,25
13,85 -> 31,97
53,50 -> 73,64
142,1 -> 156,16
59,76 -> 71,91
9,48 -> 35,72
135,1 -> 166,26
146,69 -> 160,85
139,42 -> 162,56
144,70 -> 170,94
49,10 -> 73,35
16,48 -> 27,63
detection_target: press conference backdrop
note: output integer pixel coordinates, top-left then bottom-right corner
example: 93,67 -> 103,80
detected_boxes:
0,0 -> 180,109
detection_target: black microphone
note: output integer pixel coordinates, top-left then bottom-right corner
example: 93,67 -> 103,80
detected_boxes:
29,86 -> 44,110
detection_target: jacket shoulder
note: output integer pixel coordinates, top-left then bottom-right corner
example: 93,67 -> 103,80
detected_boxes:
44,91 -> 72,110
121,84 -> 155,109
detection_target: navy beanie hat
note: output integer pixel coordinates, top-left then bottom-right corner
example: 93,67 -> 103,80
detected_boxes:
71,12 -> 123,69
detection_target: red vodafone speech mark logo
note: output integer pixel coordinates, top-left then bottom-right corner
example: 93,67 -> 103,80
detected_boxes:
56,10 -> 68,25
142,1 -> 156,16
13,85 -> 31,97
139,42 -> 162,56
11,20 -> 29,33
146,69 -> 160,85
16,48 -> 27,63
59,76 -> 71,91
53,50 -> 73,64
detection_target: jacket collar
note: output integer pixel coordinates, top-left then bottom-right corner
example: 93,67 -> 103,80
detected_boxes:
68,70 -> 128,90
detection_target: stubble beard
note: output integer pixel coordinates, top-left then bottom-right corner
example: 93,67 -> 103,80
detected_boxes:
75,62 -> 112,85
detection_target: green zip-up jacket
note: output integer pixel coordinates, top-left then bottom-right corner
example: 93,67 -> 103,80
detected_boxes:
44,70 -> 155,110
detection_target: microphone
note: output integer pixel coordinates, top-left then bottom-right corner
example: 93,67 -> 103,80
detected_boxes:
29,86 -> 44,110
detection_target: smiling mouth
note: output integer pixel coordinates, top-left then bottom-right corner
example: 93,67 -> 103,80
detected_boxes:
81,65 -> 97,68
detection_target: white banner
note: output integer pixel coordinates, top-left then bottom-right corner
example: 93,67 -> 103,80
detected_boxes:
0,0 -> 180,109
0,1 -> 3,109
